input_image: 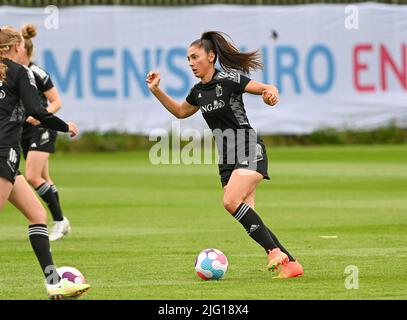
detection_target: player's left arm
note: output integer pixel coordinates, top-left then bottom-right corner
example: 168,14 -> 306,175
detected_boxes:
244,80 -> 279,107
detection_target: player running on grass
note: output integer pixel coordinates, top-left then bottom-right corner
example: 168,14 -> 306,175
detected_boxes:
147,31 -> 303,278
0,26 -> 90,299
19,24 -> 71,241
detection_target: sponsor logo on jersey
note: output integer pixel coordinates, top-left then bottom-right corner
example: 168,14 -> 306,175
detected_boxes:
200,99 -> 225,113
198,92 -> 202,99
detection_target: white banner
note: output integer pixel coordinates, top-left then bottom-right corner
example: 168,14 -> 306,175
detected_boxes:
1,4 -> 407,134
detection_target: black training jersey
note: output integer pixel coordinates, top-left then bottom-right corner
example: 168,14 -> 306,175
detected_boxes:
29,62 -> 54,109
186,69 -> 252,132
0,59 -> 68,153
22,62 -> 55,137
186,70 -> 261,163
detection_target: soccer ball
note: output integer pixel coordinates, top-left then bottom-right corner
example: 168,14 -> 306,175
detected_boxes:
56,266 -> 86,284
194,248 -> 228,280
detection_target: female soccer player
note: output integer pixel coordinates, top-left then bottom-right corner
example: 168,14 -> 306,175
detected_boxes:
19,24 -> 70,241
146,31 -> 303,278
0,26 -> 90,299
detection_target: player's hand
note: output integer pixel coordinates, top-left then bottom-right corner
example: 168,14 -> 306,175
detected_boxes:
26,116 -> 41,126
262,86 -> 279,106
67,122 -> 78,138
146,71 -> 161,91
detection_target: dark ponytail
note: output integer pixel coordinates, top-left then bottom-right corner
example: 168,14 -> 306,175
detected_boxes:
190,31 -> 263,74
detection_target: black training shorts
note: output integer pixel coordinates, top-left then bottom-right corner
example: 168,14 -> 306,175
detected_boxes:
218,140 -> 270,187
21,126 -> 57,160
0,147 -> 21,184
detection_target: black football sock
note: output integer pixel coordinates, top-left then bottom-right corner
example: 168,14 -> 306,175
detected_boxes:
50,184 -> 60,205
36,182 -> 64,222
266,227 -> 296,261
233,203 -> 278,252
28,224 -> 61,285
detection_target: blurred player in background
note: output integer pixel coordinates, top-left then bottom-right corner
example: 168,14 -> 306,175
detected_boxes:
0,26 -> 90,299
147,31 -> 303,278
20,24 -> 70,241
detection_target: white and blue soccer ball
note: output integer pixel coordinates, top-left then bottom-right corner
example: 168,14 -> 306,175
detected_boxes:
194,248 -> 228,280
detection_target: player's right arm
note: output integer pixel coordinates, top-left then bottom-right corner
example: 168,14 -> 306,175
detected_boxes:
26,87 -> 62,126
146,71 -> 199,119
44,87 -> 62,114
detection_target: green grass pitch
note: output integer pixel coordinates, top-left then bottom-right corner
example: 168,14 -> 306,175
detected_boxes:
0,145 -> 406,300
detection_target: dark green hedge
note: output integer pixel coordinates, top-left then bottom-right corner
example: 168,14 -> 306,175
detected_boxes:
55,124 -> 407,152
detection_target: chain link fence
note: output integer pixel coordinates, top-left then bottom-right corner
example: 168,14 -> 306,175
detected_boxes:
1,0 -> 406,7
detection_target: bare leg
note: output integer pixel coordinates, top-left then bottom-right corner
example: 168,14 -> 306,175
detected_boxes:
245,189 -> 256,209
223,169 -> 263,214
0,177 -> 13,212
8,175 -> 60,284
26,151 -> 63,222
8,175 -> 47,225
41,158 -> 54,186
223,169 -> 295,261
25,151 -> 49,188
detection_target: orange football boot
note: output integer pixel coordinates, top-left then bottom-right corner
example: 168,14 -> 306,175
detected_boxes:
274,260 -> 304,278
266,248 -> 289,272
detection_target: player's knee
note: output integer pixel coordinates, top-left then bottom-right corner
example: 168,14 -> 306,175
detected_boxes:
29,207 -> 47,225
25,172 -> 42,188
223,195 -> 242,214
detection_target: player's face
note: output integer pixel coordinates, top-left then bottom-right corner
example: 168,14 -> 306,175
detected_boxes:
187,45 -> 215,79
15,39 -> 26,64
